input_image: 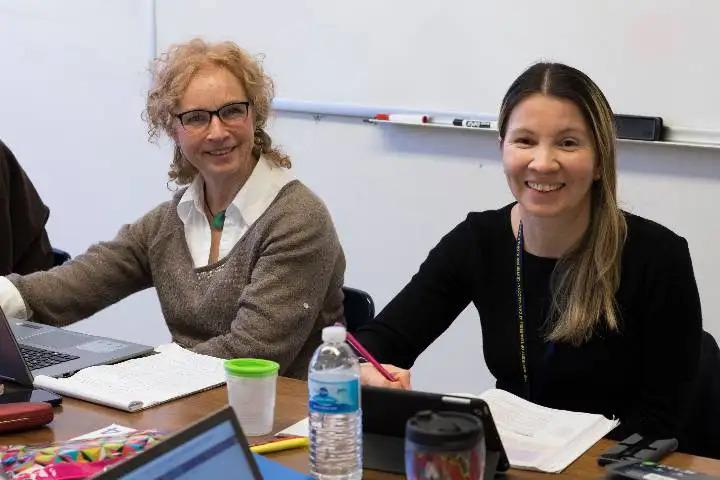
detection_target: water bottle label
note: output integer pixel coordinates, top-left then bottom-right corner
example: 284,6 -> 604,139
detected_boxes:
308,377 -> 360,414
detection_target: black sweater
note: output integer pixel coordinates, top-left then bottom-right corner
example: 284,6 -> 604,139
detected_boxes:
356,204 -> 702,439
0,140 -> 54,275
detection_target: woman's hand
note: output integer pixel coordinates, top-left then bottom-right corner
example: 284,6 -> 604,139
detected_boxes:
360,363 -> 411,390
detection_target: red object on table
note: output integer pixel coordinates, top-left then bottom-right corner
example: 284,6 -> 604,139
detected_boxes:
0,402 -> 54,433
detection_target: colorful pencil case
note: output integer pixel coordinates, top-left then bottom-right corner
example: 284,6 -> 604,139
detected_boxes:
0,429 -> 163,479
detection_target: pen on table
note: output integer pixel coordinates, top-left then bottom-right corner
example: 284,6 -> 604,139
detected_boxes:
250,436 -> 309,454
430,118 -> 498,129
374,113 -> 429,124
335,322 -> 397,382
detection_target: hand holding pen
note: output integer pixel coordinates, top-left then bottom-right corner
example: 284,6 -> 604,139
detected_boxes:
336,323 -> 412,390
359,362 -> 411,390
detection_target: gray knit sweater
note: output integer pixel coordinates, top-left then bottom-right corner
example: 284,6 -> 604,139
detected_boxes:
9,180 -> 345,379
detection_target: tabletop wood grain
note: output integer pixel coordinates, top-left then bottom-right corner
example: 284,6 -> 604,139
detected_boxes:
1,378 -> 718,479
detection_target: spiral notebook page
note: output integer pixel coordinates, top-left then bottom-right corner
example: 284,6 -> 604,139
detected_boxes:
33,344 -> 225,412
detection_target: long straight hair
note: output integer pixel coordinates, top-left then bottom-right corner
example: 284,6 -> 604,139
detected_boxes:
498,63 -> 628,346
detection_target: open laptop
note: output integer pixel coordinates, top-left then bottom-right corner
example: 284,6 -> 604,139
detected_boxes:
362,385 -> 510,480
0,308 -> 153,380
95,406 -> 311,479
0,307 -> 63,404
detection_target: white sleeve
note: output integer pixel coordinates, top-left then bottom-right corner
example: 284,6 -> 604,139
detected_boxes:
0,277 -> 29,320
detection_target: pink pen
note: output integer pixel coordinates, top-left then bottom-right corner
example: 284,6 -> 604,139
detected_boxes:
336,323 -> 397,382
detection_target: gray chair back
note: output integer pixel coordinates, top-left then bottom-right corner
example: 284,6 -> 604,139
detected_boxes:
681,331 -> 720,458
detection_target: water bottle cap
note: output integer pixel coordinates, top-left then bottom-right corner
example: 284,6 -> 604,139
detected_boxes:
322,325 -> 347,343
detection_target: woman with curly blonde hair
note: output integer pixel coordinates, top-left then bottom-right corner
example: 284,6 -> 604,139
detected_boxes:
0,39 -> 345,379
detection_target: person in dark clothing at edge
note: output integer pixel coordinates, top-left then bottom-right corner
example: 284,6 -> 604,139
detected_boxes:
0,139 -> 54,275
355,62 -> 702,447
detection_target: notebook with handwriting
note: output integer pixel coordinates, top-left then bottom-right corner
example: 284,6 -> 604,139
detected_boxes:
32,344 -> 225,412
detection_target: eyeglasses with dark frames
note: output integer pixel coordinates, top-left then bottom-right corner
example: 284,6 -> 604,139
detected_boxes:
175,101 -> 250,133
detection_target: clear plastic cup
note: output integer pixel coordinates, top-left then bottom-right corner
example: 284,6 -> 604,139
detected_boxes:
224,358 -> 280,436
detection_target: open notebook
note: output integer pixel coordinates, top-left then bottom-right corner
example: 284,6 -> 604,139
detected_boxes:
32,344 -> 226,412
456,389 -> 619,473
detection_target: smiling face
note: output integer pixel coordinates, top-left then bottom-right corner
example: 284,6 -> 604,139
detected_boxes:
502,93 -> 599,223
173,64 -> 256,189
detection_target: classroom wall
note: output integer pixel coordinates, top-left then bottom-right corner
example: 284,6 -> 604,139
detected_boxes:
156,0 -> 720,131
0,0 -> 171,345
1,1 -> 718,394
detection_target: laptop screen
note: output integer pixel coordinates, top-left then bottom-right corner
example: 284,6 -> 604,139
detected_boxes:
0,308 -> 34,387
117,419 -> 257,479
97,407 -> 311,479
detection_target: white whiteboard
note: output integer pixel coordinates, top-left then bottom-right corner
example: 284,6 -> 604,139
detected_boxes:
157,0 -> 720,131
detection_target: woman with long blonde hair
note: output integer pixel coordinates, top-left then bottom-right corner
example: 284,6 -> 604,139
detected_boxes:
357,62 -> 702,442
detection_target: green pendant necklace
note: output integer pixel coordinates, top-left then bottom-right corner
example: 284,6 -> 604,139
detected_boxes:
204,196 -> 226,230
210,210 -> 226,230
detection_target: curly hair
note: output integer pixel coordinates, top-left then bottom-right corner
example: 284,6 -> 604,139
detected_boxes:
144,38 -> 290,185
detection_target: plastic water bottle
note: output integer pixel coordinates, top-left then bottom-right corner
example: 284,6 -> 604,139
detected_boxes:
308,325 -> 362,480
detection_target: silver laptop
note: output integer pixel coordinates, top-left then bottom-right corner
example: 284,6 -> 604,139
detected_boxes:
0,308 -> 153,380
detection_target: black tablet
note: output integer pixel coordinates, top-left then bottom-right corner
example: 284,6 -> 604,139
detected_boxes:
362,385 -> 510,479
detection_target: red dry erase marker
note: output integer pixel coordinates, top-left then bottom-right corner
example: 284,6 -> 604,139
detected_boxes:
374,113 -> 428,124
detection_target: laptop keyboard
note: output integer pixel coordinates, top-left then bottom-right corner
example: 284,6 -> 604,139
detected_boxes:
20,344 -> 80,370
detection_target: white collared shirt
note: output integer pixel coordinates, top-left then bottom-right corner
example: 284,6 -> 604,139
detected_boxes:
0,156 -> 294,318
177,156 -> 294,267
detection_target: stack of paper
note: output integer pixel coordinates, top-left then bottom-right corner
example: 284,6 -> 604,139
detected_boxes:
466,389 -> 619,473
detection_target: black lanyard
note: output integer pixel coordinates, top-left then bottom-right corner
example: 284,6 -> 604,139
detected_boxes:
514,221 -> 530,397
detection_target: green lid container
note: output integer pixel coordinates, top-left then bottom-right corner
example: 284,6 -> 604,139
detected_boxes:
224,358 -> 279,378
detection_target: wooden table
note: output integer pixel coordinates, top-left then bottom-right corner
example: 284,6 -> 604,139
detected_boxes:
2,377 -> 719,479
